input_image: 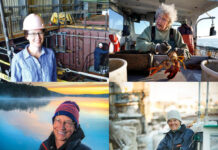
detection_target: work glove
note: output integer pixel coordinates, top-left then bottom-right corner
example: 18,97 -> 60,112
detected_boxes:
175,48 -> 191,61
155,42 -> 172,54
173,145 -> 182,150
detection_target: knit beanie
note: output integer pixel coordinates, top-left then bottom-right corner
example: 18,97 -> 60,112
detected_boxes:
166,110 -> 182,122
52,101 -> 80,129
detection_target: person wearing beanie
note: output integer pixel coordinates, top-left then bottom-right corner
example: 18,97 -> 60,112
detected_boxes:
39,101 -> 91,150
157,110 -> 194,150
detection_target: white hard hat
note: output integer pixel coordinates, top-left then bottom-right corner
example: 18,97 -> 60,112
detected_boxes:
23,13 -> 45,30
98,43 -> 103,48
166,110 -> 182,122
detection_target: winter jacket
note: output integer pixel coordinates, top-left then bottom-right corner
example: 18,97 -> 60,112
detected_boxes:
39,126 -> 91,150
157,124 -> 194,150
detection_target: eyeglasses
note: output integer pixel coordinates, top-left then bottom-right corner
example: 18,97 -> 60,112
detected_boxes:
54,118 -> 74,128
28,32 -> 44,37
157,15 -> 170,23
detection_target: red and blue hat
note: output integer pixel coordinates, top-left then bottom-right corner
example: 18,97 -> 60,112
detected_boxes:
52,101 -> 80,129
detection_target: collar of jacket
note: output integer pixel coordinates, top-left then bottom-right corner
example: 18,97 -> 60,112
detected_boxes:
23,44 -> 46,59
47,125 -> 85,150
165,124 -> 186,135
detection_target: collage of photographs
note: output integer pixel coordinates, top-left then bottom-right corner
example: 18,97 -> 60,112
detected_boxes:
0,0 -> 217,150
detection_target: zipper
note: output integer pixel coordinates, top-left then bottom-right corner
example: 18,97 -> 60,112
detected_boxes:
172,135 -> 174,150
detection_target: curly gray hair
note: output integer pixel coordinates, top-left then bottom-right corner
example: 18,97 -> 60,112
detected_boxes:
155,3 -> 177,26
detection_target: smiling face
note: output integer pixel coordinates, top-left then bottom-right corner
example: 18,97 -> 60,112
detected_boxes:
53,115 -> 75,143
156,13 -> 170,31
26,29 -> 44,48
167,118 -> 181,131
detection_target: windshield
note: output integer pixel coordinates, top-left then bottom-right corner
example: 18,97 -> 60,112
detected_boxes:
134,21 -> 150,35
109,9 -> 123,31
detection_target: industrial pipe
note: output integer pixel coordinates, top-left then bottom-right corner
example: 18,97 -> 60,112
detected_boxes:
0,0 -> 10,51
61,68 -> 109,82
50,31 -> 109,39
198,82 -> 201,122
205,82 -> 209,123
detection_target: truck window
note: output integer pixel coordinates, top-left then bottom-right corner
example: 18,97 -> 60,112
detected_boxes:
171,22 -> 181,30
134,21 -> 150,35
134,21 -> 181,35
109,9 -> 123,31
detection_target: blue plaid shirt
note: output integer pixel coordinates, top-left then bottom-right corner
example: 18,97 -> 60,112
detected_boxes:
11,45 -> 57,82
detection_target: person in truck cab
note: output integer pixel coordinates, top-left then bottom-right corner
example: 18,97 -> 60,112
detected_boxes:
136,3 -> 191,60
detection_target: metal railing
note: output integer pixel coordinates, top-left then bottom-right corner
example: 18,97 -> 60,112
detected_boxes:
0,0 -> 109,37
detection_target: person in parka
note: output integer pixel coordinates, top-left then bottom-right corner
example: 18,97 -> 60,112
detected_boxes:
157,110 -> 194,150
39,101 -> 91,150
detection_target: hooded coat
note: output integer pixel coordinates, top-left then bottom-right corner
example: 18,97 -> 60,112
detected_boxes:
157,124 -> 194,150
39,126 -> 91,150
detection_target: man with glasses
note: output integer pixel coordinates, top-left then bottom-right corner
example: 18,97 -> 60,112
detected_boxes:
39,101 -> 91,150
11,13 -> 57,82
136,3 -> 191,60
